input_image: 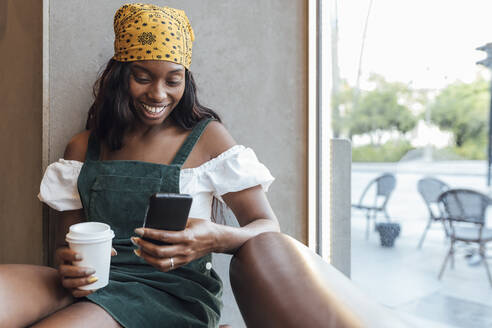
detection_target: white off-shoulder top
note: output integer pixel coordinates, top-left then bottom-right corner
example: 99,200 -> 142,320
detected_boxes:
38,145 -> 274,220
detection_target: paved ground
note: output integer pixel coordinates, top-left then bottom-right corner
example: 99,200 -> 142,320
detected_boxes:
351,161 -> 492,328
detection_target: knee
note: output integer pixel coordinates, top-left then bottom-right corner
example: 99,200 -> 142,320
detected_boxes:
0,264 -> 21,296
0,265 -> 26,324
0,264 -> 67,326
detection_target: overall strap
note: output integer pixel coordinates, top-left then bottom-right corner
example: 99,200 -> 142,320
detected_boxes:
85,132 -> 101,161
171,118 -> 213,167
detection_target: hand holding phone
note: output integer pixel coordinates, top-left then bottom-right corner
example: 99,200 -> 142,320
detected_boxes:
142,193 -> 193,245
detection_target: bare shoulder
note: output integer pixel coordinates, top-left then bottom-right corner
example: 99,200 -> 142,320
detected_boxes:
63,130 -> 91,162
199,120 -> 237,159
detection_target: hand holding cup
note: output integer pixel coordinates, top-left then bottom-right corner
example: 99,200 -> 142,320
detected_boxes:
56,247 -> 99,298
62,222 -> 115,297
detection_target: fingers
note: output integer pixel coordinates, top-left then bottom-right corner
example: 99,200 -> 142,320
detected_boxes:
134,249 -> 183,272
56,247 -> 82,263
58,264 -> 95,278
131,237 -> 185,258
72,289 -> 96,298
62,276 -> 99,289
56,247 -> 101,298
111,247 -> 118,256
135,227 -> 191,244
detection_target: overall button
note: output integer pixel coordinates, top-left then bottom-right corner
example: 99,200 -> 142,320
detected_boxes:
205,262 -> 212,270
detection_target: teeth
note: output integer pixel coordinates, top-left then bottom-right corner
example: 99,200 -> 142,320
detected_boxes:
142,103 -> 166,114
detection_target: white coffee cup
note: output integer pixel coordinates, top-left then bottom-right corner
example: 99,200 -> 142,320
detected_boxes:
66,222 -> 115,290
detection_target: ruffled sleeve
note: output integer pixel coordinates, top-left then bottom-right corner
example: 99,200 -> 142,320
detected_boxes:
38,159 -> 83,211
180,145 -> 275,202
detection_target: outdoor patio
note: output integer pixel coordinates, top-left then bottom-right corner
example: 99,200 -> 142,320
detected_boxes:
351,162 -> 492,328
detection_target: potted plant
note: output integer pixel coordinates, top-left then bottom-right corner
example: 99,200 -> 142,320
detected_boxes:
375,222 -> 401,247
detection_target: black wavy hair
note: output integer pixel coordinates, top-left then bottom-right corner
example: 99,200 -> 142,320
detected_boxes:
86,58 -> 221,151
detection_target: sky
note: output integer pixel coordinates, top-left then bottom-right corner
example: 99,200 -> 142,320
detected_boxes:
337,0 -> 492,90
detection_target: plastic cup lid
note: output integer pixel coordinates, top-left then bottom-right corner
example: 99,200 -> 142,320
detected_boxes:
66,222 -> 115,244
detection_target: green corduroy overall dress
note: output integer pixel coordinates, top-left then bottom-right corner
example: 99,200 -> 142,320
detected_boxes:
77,118 -> 223,327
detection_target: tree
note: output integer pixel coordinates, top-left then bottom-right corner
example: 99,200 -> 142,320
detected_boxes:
344,74 -> 417,144
332,80 -> 356,138
429,77 -> 489,147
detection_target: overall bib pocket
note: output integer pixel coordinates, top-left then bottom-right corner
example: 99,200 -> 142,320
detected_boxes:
89,175 -> 162,239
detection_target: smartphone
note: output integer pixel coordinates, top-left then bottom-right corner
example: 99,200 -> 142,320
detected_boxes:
142,193 -> 193,245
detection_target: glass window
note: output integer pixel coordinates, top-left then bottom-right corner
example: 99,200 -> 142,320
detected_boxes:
332,0 -> 492,326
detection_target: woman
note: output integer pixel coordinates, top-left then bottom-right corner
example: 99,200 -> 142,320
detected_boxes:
0,4 -> 279,327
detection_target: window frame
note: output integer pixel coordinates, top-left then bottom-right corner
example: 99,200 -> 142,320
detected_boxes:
308,0 -> 332,261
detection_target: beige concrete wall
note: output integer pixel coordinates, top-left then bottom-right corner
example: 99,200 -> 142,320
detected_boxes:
0,0 -> 43,264
48,0 -> 308,243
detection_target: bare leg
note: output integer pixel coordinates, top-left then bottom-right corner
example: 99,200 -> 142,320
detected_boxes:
31,301 -> 122,328
0,264 -> 73,327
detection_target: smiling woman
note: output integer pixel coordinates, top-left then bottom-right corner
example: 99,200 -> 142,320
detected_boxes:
0,3 -> 279,328
87,59 -> 220,152
129,62 -> 183,121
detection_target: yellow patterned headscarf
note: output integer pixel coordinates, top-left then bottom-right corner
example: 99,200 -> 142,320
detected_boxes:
113,3 -> 195,69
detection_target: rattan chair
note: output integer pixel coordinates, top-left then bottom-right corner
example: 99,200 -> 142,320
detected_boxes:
352,173 -> 396,239
437,189 -> 492,287
417,177 -> 450,249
